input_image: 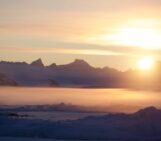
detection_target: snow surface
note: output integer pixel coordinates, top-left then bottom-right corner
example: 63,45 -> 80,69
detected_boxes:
0,137 -> 87,141
17,111 -> 106,121
0,107 -> 161,140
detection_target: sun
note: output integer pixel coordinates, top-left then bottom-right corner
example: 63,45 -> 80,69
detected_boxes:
138,57 -> 154,70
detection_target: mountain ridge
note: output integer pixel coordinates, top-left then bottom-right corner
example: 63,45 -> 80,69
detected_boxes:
0,59 -> 161,90
30,58 -> 44,67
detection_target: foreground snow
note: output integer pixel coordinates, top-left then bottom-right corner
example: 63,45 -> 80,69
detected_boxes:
0,107 -> 161,140
0,137 -> 87,141
0,137 -> 56,141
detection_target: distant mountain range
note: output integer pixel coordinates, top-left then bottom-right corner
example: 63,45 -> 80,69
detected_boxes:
0,103 -> 101,113
0,106 -> 161,140
0,73 -> 18,86
0,103 -> 141,113
0,59 -> 161,90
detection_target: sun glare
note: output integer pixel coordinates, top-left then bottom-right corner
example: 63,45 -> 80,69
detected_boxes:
115,27 -> 161,48
139,57 -> 154,70
96,19 -> 161,49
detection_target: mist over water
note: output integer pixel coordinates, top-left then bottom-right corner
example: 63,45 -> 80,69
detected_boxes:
0,87 -> 161,112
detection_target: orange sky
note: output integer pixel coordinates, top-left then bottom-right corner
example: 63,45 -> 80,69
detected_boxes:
1,0 -> 161,70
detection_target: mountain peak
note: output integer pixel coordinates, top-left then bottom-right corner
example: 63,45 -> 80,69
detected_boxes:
139,106 -> 158,112
47,63 -> 57,69
49,63 -> 57,67
72,59 -> 90,66
30,58 -> 44,67
135,106 -> 161,116
74,59 -> 86,63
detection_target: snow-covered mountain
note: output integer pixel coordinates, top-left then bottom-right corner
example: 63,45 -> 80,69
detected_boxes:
0,103 -> 100,113
0,59 -> 121,87
0,60 -> 58,86
0,106 -> 161,140
0,73 -> 18,86
30,58 -> 44,68
0,59 -> 161,89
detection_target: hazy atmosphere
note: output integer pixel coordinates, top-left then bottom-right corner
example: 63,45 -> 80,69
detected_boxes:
1,1 -> 161,141
1,0 -> 161,70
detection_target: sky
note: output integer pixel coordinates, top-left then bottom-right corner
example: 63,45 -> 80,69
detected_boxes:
1,0 -> 161,70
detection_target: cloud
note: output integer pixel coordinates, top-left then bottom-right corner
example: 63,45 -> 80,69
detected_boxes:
0,34 -> 160,57
0,46 -> 121,56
